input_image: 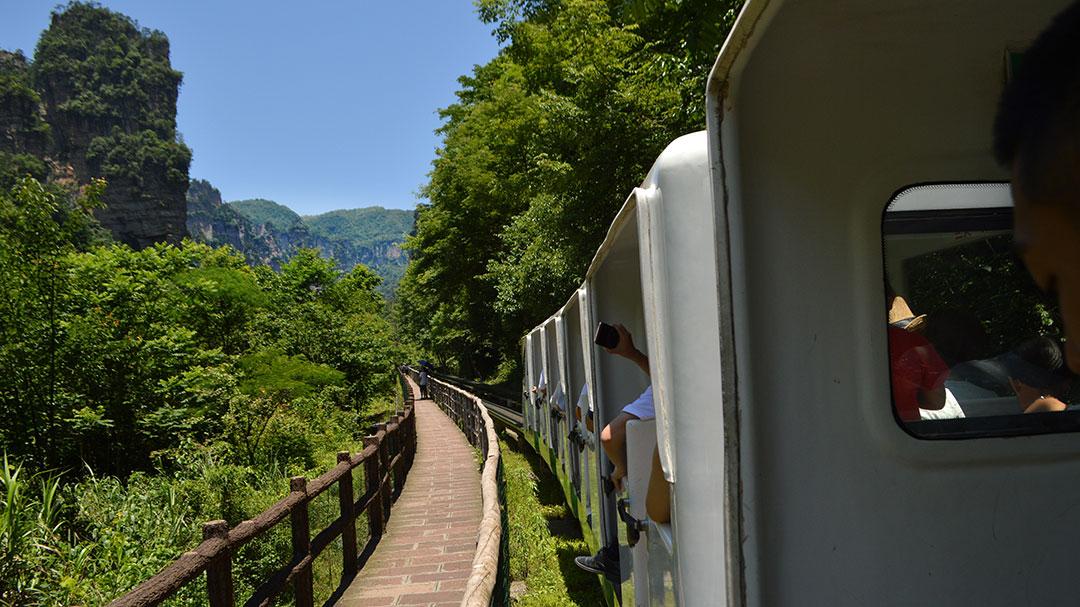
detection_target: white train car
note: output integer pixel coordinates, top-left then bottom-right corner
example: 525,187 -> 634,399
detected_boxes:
522,0 -> 1078,605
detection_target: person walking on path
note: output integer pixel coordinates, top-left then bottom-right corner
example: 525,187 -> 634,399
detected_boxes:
418,367 -> 430,399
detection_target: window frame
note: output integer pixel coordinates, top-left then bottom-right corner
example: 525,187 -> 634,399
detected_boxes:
882,182 -> 1077,441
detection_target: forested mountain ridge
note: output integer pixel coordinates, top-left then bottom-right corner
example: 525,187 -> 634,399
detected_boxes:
186,180 -> 412,296
231,198 -> 306,231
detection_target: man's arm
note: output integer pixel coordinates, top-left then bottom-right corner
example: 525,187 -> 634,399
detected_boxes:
608,324 -> 649,377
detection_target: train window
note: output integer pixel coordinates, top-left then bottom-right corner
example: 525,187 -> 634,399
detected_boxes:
883,183 -> 1080,439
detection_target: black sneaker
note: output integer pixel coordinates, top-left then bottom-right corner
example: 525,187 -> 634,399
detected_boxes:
574,546 -> 620,581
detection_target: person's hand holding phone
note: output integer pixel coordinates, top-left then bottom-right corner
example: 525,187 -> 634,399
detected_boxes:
596,321 -> 650,377
606,323 -> 636,357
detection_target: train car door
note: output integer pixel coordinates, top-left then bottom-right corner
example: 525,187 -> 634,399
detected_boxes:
525,332 -> 537,434
577,287 -> 606,544
706,1 -> 1079,605
538,325 -> 553,449
588,204 -> 649,605
559,307 -> 585,496
544,320 -> 565,461
529,328 -> 545,438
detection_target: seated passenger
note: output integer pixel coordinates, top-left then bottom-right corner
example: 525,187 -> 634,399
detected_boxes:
889,324 -> 949,421
596,324 -> 651,492
924,308 -> 992,368
575,323 -> 655,580
551,380 -> 568,414
574,382 -> 594,433
1001,336 -> 1073,413
531,369 -> 547,399
886,289 -> 950,421
919,387 -> 965,421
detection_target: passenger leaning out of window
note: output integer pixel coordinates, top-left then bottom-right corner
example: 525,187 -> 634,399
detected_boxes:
994,0 -> 1080,373
575,323 -> 671,580
597,323 -> 652,493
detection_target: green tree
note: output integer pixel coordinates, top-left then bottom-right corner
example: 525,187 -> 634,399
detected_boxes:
0,177 -> 102,467
400,0 -> 741,378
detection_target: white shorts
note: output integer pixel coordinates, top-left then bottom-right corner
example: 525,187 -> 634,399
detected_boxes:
621,385 -> 654,420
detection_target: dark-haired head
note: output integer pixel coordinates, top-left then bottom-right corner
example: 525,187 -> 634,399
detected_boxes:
994,1 -> 1080,210
995,2 -> 1080,374
1006,336 -> 1071,393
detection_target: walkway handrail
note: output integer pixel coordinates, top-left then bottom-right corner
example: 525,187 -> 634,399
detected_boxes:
411,368 -> 510,607
109,369 -> 418,607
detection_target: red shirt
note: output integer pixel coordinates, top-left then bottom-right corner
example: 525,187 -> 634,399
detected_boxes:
888,326 -> 949,422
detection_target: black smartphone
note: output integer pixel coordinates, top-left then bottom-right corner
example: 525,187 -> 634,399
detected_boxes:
594,322 -> 619,349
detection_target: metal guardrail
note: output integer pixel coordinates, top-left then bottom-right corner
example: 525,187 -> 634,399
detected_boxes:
429,370 -> 523,429
109,369 -> 418,607
409,368 -> 511,607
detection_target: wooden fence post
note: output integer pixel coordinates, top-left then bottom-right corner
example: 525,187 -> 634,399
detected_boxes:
377,423 -> 391,524
471,401 -> 478,445
363,435 -> 384,538
337,451 -> 358,578
290,476 -> 314,607
203,520 -> 234,607
403,407 -> 414,468
389,415 -> 402,497
397,410 -> 407,480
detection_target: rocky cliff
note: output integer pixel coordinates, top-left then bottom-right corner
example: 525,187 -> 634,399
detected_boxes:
32,3 -> 191,248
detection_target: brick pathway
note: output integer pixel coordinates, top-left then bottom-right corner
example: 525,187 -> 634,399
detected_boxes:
336,395 -> 482,607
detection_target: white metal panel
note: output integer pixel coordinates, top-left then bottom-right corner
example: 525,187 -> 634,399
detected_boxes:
708,1 -> 1077,605
636,131 -> 726,606
646,522 -> 676,606
525,333 -> 537,432
577,287 -> 603,538
553,316 -> 571,478
626,419 -> 657,607
539,323 -> 553,448
530,328 -> 545,434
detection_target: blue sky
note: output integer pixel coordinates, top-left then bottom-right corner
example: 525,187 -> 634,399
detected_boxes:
1,1 -> 501,214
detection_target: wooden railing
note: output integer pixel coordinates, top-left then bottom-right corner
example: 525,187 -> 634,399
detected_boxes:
413,369 -> 510,607
109,369 -> 418,607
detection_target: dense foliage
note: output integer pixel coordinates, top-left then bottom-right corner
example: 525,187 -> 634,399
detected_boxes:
905,234 -> 1063,362
0,177 -> 406,605
398,0 -> 741,378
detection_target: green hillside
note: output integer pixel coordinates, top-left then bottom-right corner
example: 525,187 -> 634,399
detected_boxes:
305,207 -> 414,248
190,192 -> 414,297
230,198 -> 305,231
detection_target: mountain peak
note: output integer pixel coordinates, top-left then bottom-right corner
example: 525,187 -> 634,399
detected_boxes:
229,199 -> 305,232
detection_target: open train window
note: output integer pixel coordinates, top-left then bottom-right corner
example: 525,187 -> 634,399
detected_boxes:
883,183 -> 1079,439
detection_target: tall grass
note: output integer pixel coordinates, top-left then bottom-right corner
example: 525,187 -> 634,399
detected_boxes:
0,454 -> 64,606
501,440 -> 603,606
